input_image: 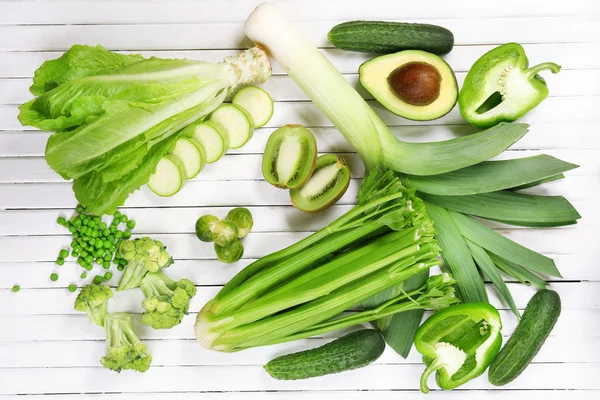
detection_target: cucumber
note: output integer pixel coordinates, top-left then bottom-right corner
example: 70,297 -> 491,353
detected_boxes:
264,329 -> 385,380
193,120 -> 229,163
170,137 -> 206,179
232,86 -> 274,127
147,154 -> 186,197
210,104 -> 254,149
488,289 -> 561,386
328,21 -> 454,55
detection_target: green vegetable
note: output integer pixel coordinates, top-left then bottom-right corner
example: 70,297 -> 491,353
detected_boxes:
195,216 -> 239,246
459,43 -> 561,128
195,171 -> 458,352
68,284 -> 78,292
210,104 -> 255,149
20,45 -> 271,215
415,303 -> 503,393
74,284 -> 114,327
215,239 -> 244,263
245,4 -> 529,176
169,137 -> 206,179
116,237 -> 173,291
328,21 -> 454,55
226,208 -> 254,238
140,271 -> 197,330
489,289 -> 561,386
264,329 -> 385,380
50,273 -> 59,282
101,313 -> 152,373
190,120 -> 229,164
195,215 -> 220,242
232,85 -> 274,127
12,285 -> 20,293
147,154 -> 186,197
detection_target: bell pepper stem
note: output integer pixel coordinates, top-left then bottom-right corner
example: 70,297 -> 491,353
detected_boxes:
524,62 -> 561,79
420,357 -> 445,394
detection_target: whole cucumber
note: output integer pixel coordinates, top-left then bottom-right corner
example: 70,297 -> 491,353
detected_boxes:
488,289 -> 561,386
264,329 -> 385,380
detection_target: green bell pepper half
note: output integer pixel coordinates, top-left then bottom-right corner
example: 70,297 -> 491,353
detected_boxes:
414,302 -> 502,393
458,42 -> 560,128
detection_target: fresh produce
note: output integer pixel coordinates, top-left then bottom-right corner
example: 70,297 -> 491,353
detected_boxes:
262,125 -> 318,189
328,21 -> 454,55
170,137 -> 207,179
245,4 -> 530,176
215,239 -> 245,263
195,171 -> 458,352
12,285 -> 20,293
489,289 -> 561,386
359,50 -> 458,120
19,45 -> 271,215
140,271 -> 197,329
414,302 -> 502,393
116,237 -> 173,291
147,154 -> 186,197
244,4 -> 577,318
195,215 -> 220,242
232,85 -> 274,127
264,329 -> 386,380
290,154 -> 351,212
459,43 -> 561,128
101,313 -> 152,373
189,120 -> 229,163
226,207 -> 254,238
195,216 -> 239,246
210,104 -> 255,149
74,284 -> 114,327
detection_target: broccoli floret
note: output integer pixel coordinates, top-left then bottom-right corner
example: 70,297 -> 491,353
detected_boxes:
140,271 -> 197,330
116,237 -> 173,291
101,313 -> 152,373
74,284 -> 114,327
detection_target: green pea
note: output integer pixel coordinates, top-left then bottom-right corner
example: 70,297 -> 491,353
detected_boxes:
107,235 -> 115,244
80,273 -> 87,279
50,273 -> 59,282
72,218 -> 82,228
110,245 -> 117,253
115,231 -> 124,239
68,284 -> 77,293
103,229 -> 111,237
102,261 -> 110,269
95,240 -> 103,249
56,257 -> 65,266
57,216 -> 67,226
117,265 -> 124,271
85,264 -> 93,271
91,230 -> 99,238
76,205 -> 84,213
103,241 -> 111,249
104,272 -> 113,280
81,250 -> 89,257
85,255 -> 93,264
68,225 -> 77,233
124,231 -> 132,239
111,218 -> 120,226
59,249 -> 69,258
126,220 -> 136,230
70,240 -> 78,248
12,285 -> 20,292
94,257 -> 102,264
93,216 -> 101,224
103,253 -> 112,261
99,222 -> 107,230
71,250 -> 80,258
109,225 -> 117,233
93,275 -> 103,284
113,211 -> 121,219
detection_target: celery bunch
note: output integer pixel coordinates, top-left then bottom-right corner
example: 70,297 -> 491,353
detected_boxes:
195,171 -> 458,352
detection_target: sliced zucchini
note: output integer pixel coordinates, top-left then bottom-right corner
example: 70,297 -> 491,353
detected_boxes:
232,85 -> 274,127
148,154 -> 186,197
193,120 -> 229,163
170,137 -> 206,179
290,154 -> 351,213
210,104 -> 254,149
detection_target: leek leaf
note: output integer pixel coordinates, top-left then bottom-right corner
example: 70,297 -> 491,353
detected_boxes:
424,202 -> 488,303
419,191 -> 581,227
489,252 -> 548,289
451,212 -> 561,277
466,239 -> 520,317
511,173 -> 565,190
401,155 -> 579,195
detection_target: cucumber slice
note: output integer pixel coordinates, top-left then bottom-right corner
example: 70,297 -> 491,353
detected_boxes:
193,120 -> 229,163
170,137 -> 206,179
148,154 -> 186,197
232,85 -> 274,127
210,104 -> 254,149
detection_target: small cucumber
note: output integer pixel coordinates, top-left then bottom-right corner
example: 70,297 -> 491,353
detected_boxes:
232,86 -> 274,127
264,329 -> 385,380
147,154 -> 186,197
193,120 -> 229,163
488,289 -> 561,386
328,21 -> 454,55
210,104 -> 254,149
170,137 -> 206,179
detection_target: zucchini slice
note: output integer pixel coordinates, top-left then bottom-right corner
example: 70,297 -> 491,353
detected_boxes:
170,137 -> 206,179
232,85 -> 274,127
210,104 -> 254,149
148,154 -> 186,197
193,120 -> 229,163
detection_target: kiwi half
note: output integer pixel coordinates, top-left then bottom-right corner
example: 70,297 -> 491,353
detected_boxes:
262,125 -> 317,189
290,154 -> 351,213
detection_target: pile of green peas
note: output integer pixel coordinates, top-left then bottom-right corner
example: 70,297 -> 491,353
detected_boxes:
53,205 -> 136,291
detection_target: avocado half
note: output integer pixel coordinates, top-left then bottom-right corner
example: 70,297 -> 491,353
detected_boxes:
359,50 -> 458,121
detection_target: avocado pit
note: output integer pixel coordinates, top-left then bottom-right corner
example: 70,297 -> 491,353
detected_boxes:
388,62 -> 442,106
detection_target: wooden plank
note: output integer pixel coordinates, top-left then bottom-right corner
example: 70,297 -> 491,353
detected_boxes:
1,0 -> 598,25
1,43 -> 597,79
0,335 -> 596,368
0,309 -> 596,342
0,363 -> 597,394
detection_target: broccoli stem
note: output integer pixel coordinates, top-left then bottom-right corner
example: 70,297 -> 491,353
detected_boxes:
140,271 -> 176,298
117,259 -> 149,291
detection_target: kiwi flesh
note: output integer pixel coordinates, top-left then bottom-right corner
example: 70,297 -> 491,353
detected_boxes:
290,154 -> 351,213
262,124 -> 318,189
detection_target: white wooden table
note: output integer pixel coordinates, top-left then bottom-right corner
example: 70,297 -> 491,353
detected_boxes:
1,0 -> 599,398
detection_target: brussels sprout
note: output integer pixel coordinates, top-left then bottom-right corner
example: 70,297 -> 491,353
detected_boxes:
212,220 -> 239,247
195,215 -> 219,242
214,240 -> 244,263
226,207 -> 254,238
